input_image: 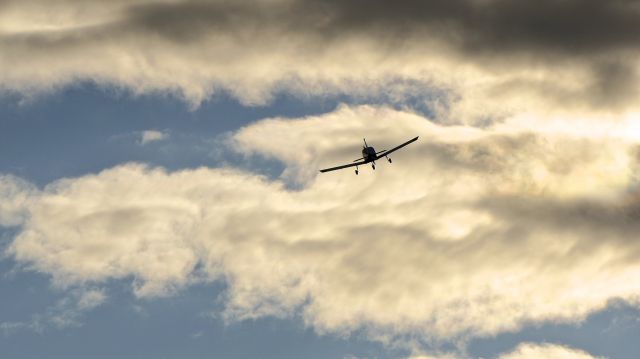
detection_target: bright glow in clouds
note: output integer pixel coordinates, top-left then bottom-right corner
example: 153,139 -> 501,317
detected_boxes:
3,106 -> 640,345
498,343 -> 605,359
410,343 -> 604,359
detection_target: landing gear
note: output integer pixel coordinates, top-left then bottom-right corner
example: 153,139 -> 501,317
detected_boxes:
387,156 -> 392,163
372,162 -> 376,170
355,166 -> 359,175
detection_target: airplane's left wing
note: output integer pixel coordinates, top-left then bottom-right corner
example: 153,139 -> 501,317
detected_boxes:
320,160 -> 368,173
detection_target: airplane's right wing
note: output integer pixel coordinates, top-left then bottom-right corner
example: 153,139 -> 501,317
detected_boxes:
377,136 -> 419,158
319,160 -> 368,173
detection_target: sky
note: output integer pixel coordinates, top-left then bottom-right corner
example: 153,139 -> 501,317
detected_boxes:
2,1 -> 640,358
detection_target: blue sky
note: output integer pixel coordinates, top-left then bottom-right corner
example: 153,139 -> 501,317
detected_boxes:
3,1 -> 640,359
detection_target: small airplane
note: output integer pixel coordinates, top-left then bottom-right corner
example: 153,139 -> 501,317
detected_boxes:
320,136 -> 419,175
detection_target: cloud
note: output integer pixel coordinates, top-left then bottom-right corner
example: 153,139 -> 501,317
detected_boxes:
408,353 -> 460,359
0,174 -> 36,227
1,0 -> 639,114
3,105 -> 640,346
0,287 -> 107,336
139,129 -> 168,145
497,343 -> 604,359
407,342 -> 603,359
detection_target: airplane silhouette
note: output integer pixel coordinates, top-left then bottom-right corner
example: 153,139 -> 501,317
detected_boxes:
320,136 -> 419,175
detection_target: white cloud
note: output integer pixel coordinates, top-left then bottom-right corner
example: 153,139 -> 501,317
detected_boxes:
408,342 -> 605,359
408,354 -> 460,359
139,129 -> 168,145
3,105 -> 640,344
498,343 -> 604,359
76,288 -> 107,311
46,288 -> 107,328
0,174 -> 35,227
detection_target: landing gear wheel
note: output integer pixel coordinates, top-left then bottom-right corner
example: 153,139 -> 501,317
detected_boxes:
372,163 -> 376,170
388,158 -> 392,163
355,169 -> 359,175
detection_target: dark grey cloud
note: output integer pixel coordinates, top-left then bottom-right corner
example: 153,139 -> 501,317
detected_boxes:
480,194 -> 640,241
10,0 -> 639,59
111,0 -> 640,108
2,0 -> 639,108
106,0 -> 640,56
590,59 -> 639,108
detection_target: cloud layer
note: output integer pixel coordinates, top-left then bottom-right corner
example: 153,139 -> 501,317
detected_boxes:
2,0 -> 639,116
3,105 -> 640,346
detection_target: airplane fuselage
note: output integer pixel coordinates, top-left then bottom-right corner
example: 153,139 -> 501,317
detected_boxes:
362,146 -> 378,162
